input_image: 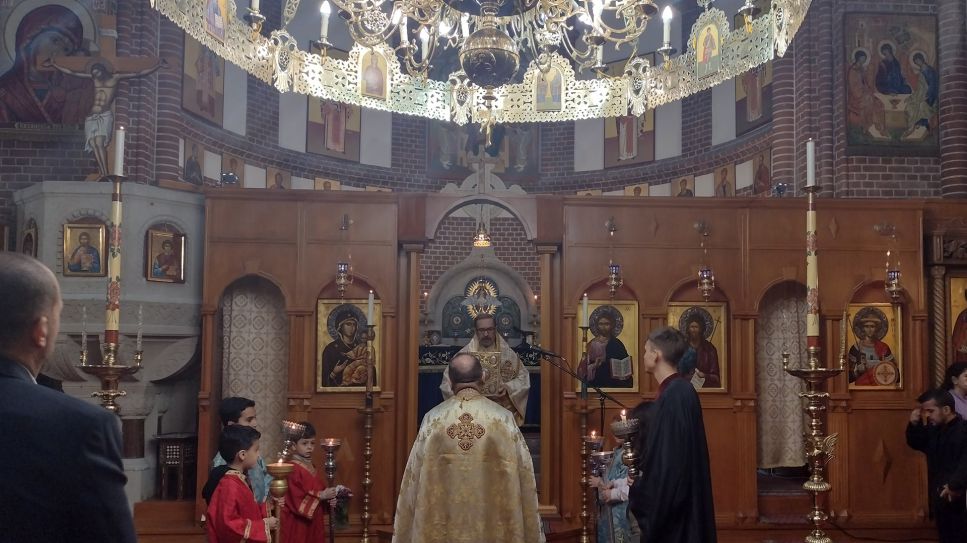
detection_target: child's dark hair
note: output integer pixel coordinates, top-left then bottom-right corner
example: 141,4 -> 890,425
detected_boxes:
219,425 -> 261,463
298,421 -> 317,439
219,396 -> 255,426
943,362 -> 967,391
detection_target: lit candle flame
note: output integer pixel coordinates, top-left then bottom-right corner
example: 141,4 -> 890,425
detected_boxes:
620,409 -> 627,422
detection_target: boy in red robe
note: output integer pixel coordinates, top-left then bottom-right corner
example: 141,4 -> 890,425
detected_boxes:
282,422 -> 345,543
203,425 -> 278,543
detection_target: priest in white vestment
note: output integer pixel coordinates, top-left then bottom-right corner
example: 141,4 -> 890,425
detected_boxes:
394,353 -> 545,543
440,313 -> 530,425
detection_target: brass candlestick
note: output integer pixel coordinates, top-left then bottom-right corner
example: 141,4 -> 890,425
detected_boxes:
321,438 -> 341,486
320,438 -> 341,543
576,323 -> 592,543
359,323 -> 377,543
577,410 -> 590,543
78,174 -> 143,414
610,417 -> 640,480
266,461 -> 294,543
782,346 -> 844,543
584,434 -> 605,532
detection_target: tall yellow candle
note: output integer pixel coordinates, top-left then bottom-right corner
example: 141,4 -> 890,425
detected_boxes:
805,184 -> 820,342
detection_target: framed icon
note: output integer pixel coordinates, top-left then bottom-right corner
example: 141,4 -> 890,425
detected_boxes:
317,298 -> 381,392
667,302 -> 729,392
63,222 -> 106,277
574,300 -> 639,392
949,276 -> 967,364
145,228 -> 186,283
21,218 -> 37,256
847,303 -> 902,389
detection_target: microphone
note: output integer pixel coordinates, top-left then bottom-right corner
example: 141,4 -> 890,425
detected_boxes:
509,325 -> 558,358
530,346 -> 563,359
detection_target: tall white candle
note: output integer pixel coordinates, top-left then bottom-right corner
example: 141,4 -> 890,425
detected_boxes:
136,304 -> 143,352
662,6 -> 673,45
596,45 -> 603,65
320,1 -> 331,43
582,293 -> 589,327
806,138 -> 816,187
367,290 -> 374,323
113,126 -> 125,176
81,306 -> 87,349
461,14 -> 470,38
251,0 -> 260,12
400,17 -> 408,44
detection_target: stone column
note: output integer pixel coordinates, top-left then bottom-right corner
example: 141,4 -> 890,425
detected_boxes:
939,0 -> 967,197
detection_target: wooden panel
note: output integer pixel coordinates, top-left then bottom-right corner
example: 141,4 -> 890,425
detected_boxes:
192,192 -> 965,536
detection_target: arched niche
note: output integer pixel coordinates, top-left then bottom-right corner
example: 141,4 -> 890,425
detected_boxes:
418,199 -> 541,431
754,281 -> 807,480
215,275 -> 290,458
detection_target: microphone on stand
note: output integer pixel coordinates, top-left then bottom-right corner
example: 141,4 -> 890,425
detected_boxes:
530,346 -> 564,359
510,325 -> 563,359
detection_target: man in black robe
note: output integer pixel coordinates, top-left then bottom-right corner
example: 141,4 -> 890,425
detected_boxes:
629,326 -> 717,542
906,388 -> 967,542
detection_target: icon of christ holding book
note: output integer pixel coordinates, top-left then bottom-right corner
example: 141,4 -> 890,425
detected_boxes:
578,309 -> 633,389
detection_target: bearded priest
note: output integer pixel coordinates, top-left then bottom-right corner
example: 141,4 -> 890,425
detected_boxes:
440,313 -> 530,425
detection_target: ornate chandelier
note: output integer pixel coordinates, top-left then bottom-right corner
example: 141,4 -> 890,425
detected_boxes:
153,0 -> 811,125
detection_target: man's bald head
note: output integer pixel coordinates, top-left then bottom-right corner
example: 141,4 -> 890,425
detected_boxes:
448,353 -> 483,388
0,253 -> 61,365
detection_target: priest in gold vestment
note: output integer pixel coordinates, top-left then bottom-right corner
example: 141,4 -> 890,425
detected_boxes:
440,314 -> 530,425
394,353 -> 544,543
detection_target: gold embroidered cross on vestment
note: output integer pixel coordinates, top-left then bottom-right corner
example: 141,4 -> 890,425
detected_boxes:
447,413 -> 486,451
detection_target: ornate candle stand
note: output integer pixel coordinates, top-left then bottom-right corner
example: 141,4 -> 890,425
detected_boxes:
358,324 -> 377,543
782,346 -> 844,543
576,324 -> 591,543
584,434 -> 604,528
589,450 -> 612,478
266,461 -> 294,543
77,175 -> 143,414
320,438 -> 342,543
269,421 -> 306,543
610,417 -> 640,480
80,355 -> 142,414
320,438 -> 341,487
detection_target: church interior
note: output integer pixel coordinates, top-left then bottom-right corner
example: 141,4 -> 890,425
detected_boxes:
3,0 -> 967,541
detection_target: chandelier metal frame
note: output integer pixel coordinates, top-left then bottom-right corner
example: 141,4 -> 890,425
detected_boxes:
153,0 -> 811,125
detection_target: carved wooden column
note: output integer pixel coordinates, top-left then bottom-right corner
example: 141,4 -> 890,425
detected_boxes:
537,243 -> 560,507
195,307 -> 217,521
399,243 -> 424,481
930,266 -> 948,387
286,310 -> 313,421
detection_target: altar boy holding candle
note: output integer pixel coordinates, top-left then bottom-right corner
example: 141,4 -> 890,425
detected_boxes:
281,422 -> 346,543
203,425 -> 278,543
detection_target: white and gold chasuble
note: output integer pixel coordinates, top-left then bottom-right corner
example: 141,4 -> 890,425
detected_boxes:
440,335 -> 530,425
392,389 -> 544,543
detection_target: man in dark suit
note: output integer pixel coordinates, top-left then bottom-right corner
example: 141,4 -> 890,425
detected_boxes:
0,253 -> 137,543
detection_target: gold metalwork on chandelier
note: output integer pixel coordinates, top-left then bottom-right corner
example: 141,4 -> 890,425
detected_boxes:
153,0 -> 812,125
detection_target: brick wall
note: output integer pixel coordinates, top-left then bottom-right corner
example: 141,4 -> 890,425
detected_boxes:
420,215 -> 540,314
4,0 -> 964,239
